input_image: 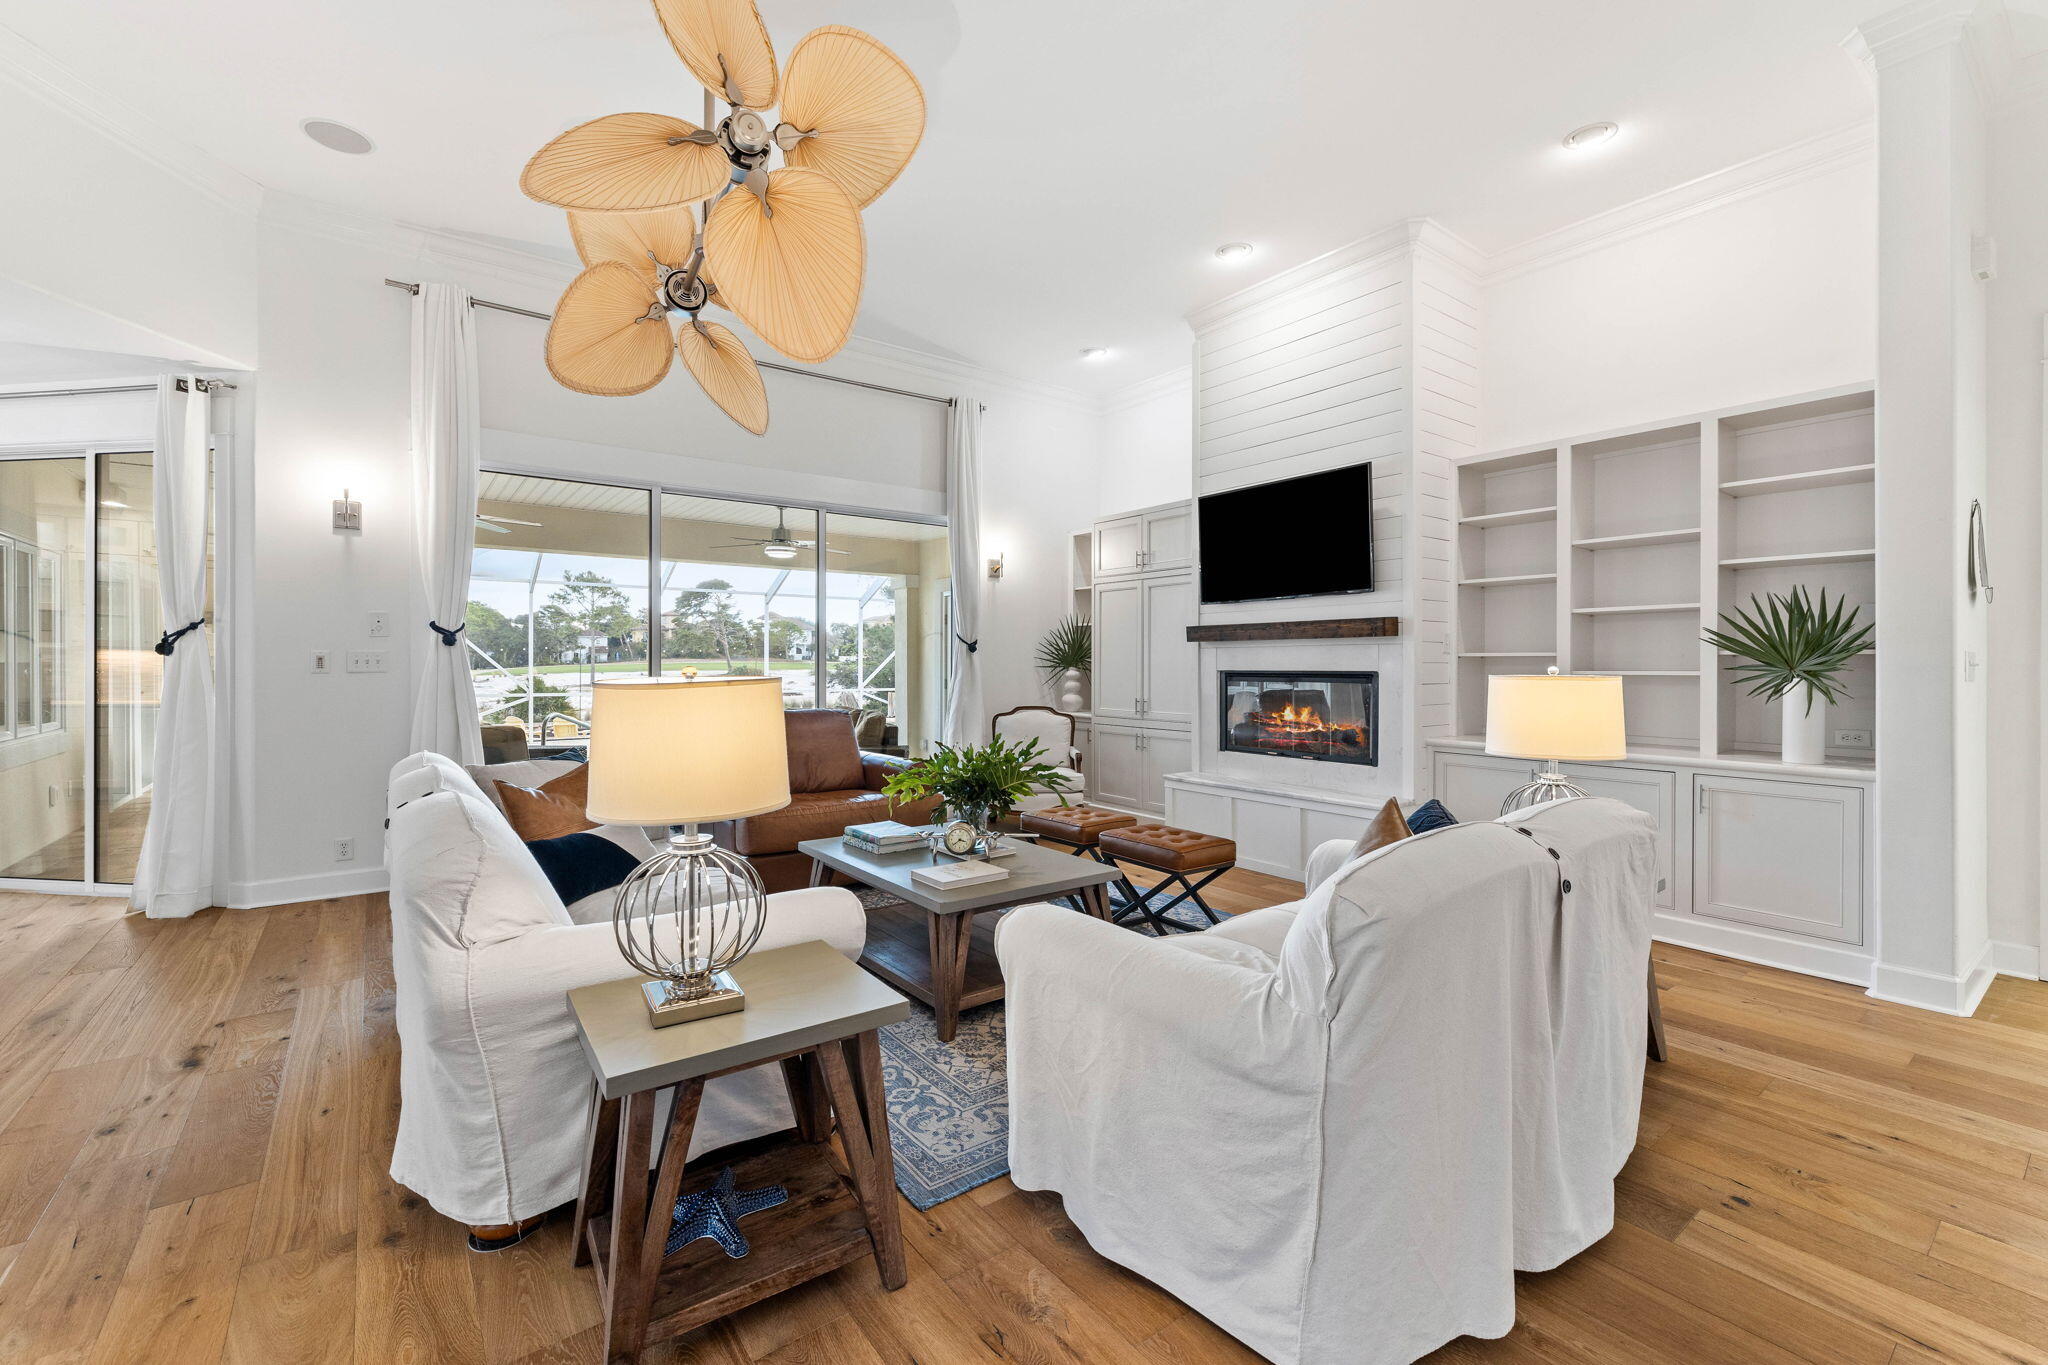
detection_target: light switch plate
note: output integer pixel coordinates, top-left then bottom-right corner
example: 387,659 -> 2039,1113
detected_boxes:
345,651 -> 388,674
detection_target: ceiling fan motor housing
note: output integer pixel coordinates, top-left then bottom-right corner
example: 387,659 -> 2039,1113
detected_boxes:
720,109 -> 772,164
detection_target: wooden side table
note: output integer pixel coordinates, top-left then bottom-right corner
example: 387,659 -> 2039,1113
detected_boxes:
565,940 -> 912,1363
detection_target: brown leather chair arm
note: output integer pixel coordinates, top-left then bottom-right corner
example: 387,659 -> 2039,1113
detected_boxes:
861,751 -> 919,791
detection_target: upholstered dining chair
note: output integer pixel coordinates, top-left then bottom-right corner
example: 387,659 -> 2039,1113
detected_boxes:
991,705 -> 1083,814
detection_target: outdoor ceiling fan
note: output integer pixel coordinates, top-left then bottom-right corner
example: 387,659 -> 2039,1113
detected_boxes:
475,512 -> 542,535
711,507 -> 848,560
520,0 -> 925,436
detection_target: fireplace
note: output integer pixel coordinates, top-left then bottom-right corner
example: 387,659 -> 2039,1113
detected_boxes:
1219,670 -> 1378,767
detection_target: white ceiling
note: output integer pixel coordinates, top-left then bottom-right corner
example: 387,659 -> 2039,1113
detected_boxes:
3,1 -> 1884,392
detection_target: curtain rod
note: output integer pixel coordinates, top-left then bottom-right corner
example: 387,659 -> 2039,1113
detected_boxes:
384,278 -> 963,409
0,378 -> 237,403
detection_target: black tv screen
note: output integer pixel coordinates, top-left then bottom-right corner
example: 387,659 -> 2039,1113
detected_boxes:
1198,463 -> 1374,604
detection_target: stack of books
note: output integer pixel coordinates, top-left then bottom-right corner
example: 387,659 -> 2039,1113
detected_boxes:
842,821 -> 930,855
910,860 -> 1011,890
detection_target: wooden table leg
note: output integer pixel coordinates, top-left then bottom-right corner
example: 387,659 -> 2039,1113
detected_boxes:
819,1036 -> 907,1290
928,911 -> 974,1043
809,858 -> 832,888
780,1052 -> 832,1142
1078,882 -> 1112,921
1647,956 -> 1668,1063
636,1079 -> 705,1287
571,1085 -> 621,1267
603,1090 -> 658,1364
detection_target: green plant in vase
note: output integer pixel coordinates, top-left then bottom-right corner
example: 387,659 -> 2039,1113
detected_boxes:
880,736 -> 1076,846
1035,615 -> 1091,711
1702,587 -> 1872,765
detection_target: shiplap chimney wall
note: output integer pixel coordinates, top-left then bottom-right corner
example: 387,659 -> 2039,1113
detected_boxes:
1184,220 -> 1481,799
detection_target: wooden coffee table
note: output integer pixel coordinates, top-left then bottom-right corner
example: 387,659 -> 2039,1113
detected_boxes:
798,835 -> 1122,1041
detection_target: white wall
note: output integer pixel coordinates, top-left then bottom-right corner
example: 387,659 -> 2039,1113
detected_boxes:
1480,157 -> 1876,451
1097,367 -> 1193,518
1985,87 -> 2048,964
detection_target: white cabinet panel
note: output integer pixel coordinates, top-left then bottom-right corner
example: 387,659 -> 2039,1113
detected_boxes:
1231,797 -> 1299,876
1144,731 -> 1191,807
1693,775 -> 1863,945
1091,726 -> 1144,811
1433,751 -> 1536,823
1093,515 -> 1143,579
1140,574 -> 1196,727
1092,579 -> 1143,723
1142,506 -> 1194,573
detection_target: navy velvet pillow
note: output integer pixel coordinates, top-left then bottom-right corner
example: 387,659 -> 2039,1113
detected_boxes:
1407,798 -> 1458,834
525,830 -> 640,906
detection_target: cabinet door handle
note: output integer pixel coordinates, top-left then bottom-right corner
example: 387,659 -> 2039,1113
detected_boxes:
1697,787 -> 1707,813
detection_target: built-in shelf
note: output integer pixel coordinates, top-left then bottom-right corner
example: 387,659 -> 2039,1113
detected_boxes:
1458,573 -> 1556,587
1458,651 -> 1556,658
1572,603 -> 1700,616
1606,670 -> 1702,678
1719,549 -> 1875,569
1718,463 -> 1875,497
1459,505 -> 1557,528
1572,528 -> 1702,550
1717,648 -> 1876,656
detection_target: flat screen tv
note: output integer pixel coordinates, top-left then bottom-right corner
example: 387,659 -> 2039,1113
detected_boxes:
1198,463 -> 1373,604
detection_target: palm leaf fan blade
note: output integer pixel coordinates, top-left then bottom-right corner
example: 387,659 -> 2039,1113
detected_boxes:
650,0 -> 778,108
779,26 -> 926,208
703,167 -> 865,364
546,263 -> 675,396
521,113 -> 727,212
678,319 -> 769,434
568,208 -> 699,281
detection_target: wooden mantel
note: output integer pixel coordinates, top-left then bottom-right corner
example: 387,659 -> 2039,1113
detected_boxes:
1185,617 -> 1401,643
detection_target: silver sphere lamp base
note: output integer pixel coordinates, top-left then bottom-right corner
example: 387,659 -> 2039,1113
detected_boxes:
1498,760 -> 1591,816
611,825 -> 769,1029
643,970 -> 747,1026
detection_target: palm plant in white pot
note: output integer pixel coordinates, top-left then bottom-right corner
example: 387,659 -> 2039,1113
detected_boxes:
1703,587 -> 1873,765
1035,615 -> 1090,711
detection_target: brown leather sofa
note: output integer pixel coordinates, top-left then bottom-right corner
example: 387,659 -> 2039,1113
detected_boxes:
710,709 -> 940,892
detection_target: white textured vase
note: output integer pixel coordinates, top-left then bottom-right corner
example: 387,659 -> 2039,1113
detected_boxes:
1058,668 -> 1085,711
1781,681 -> 1825,765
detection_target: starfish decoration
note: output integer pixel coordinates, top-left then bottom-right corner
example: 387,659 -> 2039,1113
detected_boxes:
663,1166 -> 789,1259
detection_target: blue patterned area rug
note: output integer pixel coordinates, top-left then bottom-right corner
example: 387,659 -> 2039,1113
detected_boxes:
860,884 -> 1217,1209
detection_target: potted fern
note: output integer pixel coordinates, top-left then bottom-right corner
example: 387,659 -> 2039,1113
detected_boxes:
1702,587 -> 1873,765
1035,615 -> 1091,711
879,736 -> 1075,852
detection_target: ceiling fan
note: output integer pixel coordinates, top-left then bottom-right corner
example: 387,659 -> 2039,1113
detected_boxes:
711,507 -> 849,560
475,512 -> 542,535
520,0 -> 925,436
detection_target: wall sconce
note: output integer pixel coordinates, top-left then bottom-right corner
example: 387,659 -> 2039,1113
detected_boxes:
986,554 -> 1005,580
333,488 -> 363,532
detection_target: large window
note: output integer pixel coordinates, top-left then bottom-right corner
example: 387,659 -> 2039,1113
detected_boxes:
468,473 -> 947,756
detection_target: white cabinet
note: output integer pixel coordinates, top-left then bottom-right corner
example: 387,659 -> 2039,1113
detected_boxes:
1140,574 -> 1197,726
1092,724 -> 1187,816
1093,578 -> 1144,723
1693,774 -> 1864,946
1094,503 -> 1194,580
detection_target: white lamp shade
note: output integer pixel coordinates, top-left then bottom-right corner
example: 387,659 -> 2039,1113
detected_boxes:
586,675 -> 791,825
1485,673 -> 1626,762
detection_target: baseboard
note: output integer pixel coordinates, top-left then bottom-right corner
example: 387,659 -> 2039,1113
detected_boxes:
1866,940 -> 1998,1017
225,865 -> 389,909
1992,939 -> 2041,981
1650,911 -> 1873,988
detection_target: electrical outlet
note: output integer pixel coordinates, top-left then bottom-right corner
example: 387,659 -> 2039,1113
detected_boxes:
1832,729 -> 1872,748
345,651 -> 388,673
367,612 -> 390,638
334,837 -> 355,862
311,650 -> 331,675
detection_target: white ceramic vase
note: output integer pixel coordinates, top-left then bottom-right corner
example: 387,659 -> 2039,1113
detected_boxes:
1058,668 -> 1085,711
1781,681 -> 1825,765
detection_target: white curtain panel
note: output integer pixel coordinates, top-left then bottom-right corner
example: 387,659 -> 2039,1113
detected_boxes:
130,377 -> 216,918
407,284 -> 484,764
942,396 -> 985,747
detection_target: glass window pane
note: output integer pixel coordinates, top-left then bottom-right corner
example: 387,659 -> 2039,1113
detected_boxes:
0,456 -> 88,882
470,472 -> 652,750
823,513 -> 948,757
660,495 -> 817,708
96,450 -> 162,883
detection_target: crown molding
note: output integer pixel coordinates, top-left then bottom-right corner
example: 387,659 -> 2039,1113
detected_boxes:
1482,122 -> 1874,283
1099,365 -> 1193,415
0,22 -> 262,216
1848,0 -> 2024,109
1184,221 -> 1416,333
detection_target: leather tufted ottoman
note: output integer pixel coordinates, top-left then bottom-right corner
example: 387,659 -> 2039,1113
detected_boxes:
1021,805 -> 1139,852
1095,823 -> 1238,934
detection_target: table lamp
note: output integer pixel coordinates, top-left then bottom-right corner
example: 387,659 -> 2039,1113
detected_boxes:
1485,668 -> 1626,815
587,675 -> 790,1026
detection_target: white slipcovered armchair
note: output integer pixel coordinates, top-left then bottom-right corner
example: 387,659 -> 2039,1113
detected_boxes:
384,751 -> 867,1233
998,798 -> 1657,1365
990,705 -> 1082,813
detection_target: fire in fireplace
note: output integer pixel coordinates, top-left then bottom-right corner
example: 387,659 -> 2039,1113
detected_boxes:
1219,671 -> 1378,767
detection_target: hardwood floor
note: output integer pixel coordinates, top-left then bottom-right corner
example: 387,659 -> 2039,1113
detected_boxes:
2,874 -> 2047,1363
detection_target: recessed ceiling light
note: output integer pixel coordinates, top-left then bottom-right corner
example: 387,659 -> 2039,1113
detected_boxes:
302,118 -> 375,155
1561,121 -> 1619,152
1214,242 -> 1255,263
1079,347 -> 1112,362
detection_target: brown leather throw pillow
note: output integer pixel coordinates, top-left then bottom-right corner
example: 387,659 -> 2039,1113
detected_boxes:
494,763 -> 597,842
1351,798 -> 1412,858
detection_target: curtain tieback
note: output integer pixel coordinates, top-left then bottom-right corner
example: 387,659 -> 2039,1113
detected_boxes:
429,620 -> 466,647
154,619 -> 205,657
954,633 -> 978,654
